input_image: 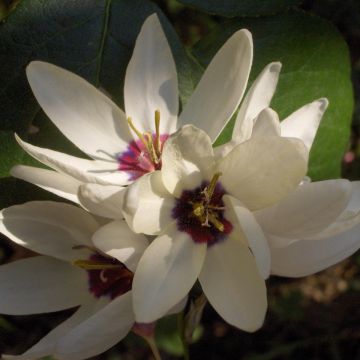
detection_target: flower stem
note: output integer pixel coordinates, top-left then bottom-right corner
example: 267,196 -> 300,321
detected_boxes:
144,335 -> 162,360
178,312 -> 190,360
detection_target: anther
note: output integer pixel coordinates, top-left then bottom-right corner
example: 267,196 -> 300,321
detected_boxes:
154,110 -> 161,155
144,132 -> 159,164
208,213 -> 225,232
127,117 -> 150,150
73,259 -> 121,270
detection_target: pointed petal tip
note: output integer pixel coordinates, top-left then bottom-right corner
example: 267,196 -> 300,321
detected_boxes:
9,164 -> 22,178
141,13 -> 164,36
260,107 -> 279,119
236,28 -> 253,42
14,134 -> 36,154
268,61 -> 282,73
26,60 -> 40,73
145,12 -> 160,23
318,97 -> 329,111
26,60 -> 54,78
14,133 -> 24,147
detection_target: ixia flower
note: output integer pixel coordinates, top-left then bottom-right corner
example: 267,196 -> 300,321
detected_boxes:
12,13 -> 253,205
214,79 -> 360,278
214,60 -> 329,158
230,101 -> 360,277
0,201 -> 148,360
122,124 -> 308,331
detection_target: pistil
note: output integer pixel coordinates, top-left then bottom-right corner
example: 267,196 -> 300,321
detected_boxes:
192,172 -> 225,232
172,179 -> 232,246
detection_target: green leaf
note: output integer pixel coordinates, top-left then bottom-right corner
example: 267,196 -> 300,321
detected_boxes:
193,11 -> 353,180
177,0 -> 301,17
0,0 -> 198,205
155,315 -> 203,356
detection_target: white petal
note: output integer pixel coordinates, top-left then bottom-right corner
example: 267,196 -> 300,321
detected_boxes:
0,201 -> 99,261
78,183 -> 125,219
123,171 -> 174,235
11,165 -> 82,203
255,180 -> 352,239
162,125 -> 215,197
306,182 -> 360,240
55,292 -> 134,360
251,108 -> 281,137
0,256 -> 89,315
199,235 -> 267,332
179,29 -> 253,142
339,181 -> 360,219
92,220 -> 149,272
26,61 -> 132,159
133,223 -> 207,323
270,221 -> 360,277
219,136 -> 308,210
213,139 -> 238,159
280,98 -> 329,151
2,299 -> 106,360
16,135 -> 131,186
224,195 -> 270,279
124,14 -> 178,134
213,107 -> 280,159
233,62 -> 282,142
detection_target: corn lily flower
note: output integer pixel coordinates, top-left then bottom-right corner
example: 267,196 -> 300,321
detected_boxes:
214,60 -> 329,158
218,80 -> 360,277
233,102 -> 360,277
0,201 -> 148,360
122,124 -> 308,331
11,13 -> 252,206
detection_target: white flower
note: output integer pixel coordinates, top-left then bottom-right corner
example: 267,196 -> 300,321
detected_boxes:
12,14 -> 253,207
0,201 -> 148,360
123,124 -> 308,331
222,79 -> 360,279
214,61 -> 329,158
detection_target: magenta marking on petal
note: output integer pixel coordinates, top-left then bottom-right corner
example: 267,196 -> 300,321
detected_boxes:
172,182 -> 233,246
87,254 -> 133,299
118,134 -> 169,180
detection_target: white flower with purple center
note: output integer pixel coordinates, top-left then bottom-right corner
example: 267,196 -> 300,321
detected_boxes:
11,13 -> 253,206
123,124 -> 308,331
0,201 -> 148,360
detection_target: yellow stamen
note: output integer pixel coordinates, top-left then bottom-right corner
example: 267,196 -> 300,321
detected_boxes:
191,173 -> 225,232
154,109 -> 161,155
73,259 -> 121,270
208,213 -> 225,232
205,172 -> 222,201
127,117 -> 149,150
144,132 -> 159,164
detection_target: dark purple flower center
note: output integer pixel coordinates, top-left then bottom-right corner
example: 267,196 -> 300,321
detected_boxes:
172,178 -> 233,246
84,254 -> 133,299
117,134 -> 169,181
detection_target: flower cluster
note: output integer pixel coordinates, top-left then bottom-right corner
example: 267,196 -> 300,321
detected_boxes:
1,14 -> 359,360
